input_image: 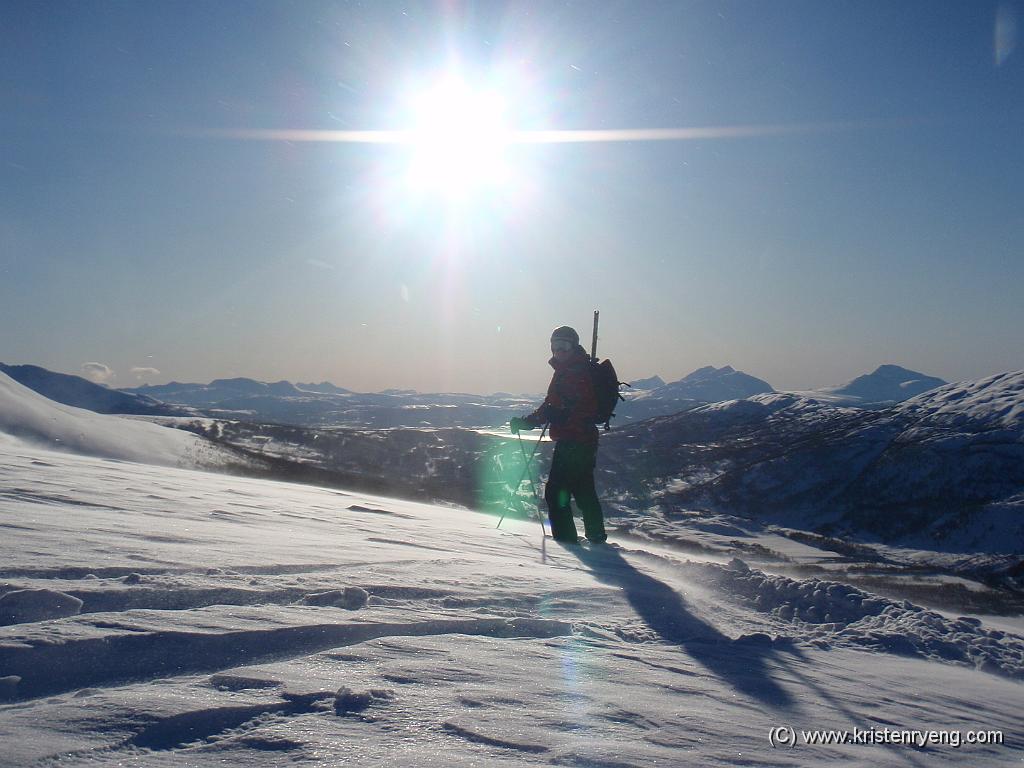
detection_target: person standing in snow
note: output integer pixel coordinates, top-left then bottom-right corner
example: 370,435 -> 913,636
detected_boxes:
510,326 -> 607,545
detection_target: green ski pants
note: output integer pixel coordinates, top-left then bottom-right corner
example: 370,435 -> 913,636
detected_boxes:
544,441 -> 606,543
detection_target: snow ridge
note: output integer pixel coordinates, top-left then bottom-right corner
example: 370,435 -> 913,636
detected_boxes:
0,370 -> 242,469
705,559 -> 1024,679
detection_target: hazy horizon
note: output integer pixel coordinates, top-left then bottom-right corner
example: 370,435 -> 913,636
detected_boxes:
4,2 -> 1022,394
0,356 -> 969,398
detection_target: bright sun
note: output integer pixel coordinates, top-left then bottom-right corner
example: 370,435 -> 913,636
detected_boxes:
406,77 -> 510,197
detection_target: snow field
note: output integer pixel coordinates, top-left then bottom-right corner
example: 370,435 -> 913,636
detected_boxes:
1,443 -> 1022,765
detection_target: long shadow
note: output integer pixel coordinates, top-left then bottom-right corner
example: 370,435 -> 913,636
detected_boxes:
778,646 -> 929,768
566,543 -> 796,709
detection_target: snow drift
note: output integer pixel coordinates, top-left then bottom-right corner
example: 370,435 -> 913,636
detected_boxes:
0,371 -> 236,469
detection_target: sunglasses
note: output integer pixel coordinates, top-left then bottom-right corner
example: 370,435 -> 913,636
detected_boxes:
550,339 -> 574,352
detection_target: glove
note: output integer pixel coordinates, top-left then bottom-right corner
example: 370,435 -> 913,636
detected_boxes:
509,417 -> 532,435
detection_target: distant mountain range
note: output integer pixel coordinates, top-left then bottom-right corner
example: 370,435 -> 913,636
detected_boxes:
121,377 -> 536,428
623,364 -> 947,423
126,377 -> 308,404
3,361 -> 1020,569
616,365 -> 774,423
599,371 -> 1024,556
2,361 -> 949,429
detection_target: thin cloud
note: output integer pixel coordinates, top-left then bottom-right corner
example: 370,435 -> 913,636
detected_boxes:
81,363 -> 115,384
996,3 -> 1018,66
131,367 -> 161,380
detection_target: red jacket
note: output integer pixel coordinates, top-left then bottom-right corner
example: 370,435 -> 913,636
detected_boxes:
525,346 -> 600,445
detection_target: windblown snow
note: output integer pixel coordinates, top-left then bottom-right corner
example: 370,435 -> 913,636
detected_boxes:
0,371 -> 238,469
1,382 -> 1022,765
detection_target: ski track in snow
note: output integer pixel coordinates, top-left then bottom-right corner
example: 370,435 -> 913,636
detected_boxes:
1,445 -> 1022,766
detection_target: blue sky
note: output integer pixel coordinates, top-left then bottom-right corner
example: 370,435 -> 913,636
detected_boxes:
2,1 -> 1022,394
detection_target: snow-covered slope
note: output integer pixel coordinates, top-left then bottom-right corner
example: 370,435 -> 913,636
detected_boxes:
0,371 -> 236,469
0,440 -> 1021,765
601,371 -> 1024,559
0,362 -> 186,416
894,370 -> 1024,432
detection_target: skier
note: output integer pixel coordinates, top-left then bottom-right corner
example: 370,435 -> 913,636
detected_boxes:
510,326 -> 607,545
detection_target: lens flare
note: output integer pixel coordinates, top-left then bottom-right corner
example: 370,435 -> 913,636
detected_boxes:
996,3 -> 1018,67
198,120 -> 900,146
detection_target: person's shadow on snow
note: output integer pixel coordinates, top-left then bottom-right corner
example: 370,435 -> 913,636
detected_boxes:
565,544 -> 795,709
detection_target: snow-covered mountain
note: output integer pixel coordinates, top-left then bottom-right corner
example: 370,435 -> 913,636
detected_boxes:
153,368 -> 1023,559
119,366 -> 768,429
615,365 -> 774,423
0,371 -> 242,469
600,371 -> 1024,562
296,381 -> 354,395
837,364 -> 947,402
1,422 -> 1021,765
152,369 -> 1024,593
628,375 -> 666,390
660,365 -> 775,401
8,359 -> 945,433
791,364 -> 947,407
894,371 -> 1024,431
9,357 -> 1017,578
0,363 -> 186,416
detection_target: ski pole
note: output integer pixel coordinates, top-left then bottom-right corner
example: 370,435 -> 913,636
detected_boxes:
518,424 -> 548,538
497,426 -> 543,528
496,423 -> 547,530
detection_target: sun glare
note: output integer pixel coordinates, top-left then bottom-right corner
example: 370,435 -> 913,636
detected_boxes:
406,78 -> 510,197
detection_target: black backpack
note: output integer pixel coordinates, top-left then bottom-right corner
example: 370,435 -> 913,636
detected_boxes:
590,358 -> 627,430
